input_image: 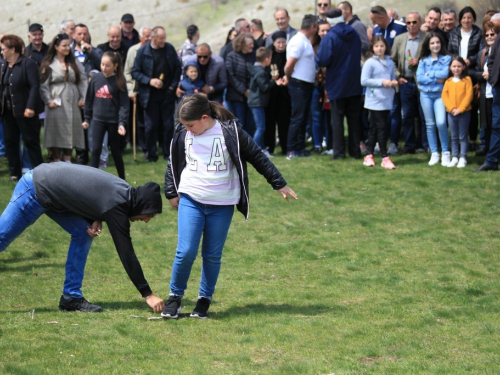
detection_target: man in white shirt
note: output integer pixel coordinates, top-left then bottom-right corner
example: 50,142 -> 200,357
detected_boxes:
283,14 -> 318,159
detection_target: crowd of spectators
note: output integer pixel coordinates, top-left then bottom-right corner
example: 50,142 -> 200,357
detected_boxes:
1,2 -> 500,181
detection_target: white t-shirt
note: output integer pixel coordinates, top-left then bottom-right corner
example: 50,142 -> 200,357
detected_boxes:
286,32 -> 316,83
460,30 -> 471,59
178,121 -> 240,205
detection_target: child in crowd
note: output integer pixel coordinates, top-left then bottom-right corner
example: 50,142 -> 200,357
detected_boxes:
179,61 -> 204,97
247,47 -> 281,156
442,56 -> 473,168
83,52 -> 129,180
162,93 -> 296,319
360,35 -> 398,169
416,32 -> 451,167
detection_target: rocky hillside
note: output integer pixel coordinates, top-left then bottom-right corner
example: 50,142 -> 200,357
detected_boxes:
1,0 -> 471,54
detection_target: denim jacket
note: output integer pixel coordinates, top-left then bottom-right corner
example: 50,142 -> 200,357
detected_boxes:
416,54 -> 451,93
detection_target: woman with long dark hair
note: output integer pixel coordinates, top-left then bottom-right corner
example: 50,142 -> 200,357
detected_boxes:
0,35 -> 44,181
40,33 -> 87,162
416,32 -> 451,166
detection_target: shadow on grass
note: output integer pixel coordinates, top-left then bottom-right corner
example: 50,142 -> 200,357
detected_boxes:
212,302 -> 347,319
0,262 -> 62,272
393,157 -> 427,166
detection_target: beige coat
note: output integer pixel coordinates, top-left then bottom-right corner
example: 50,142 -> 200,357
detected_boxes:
40,59 -> 87,149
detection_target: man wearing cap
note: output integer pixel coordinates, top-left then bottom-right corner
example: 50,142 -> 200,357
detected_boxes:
0,163 -> 165,313
317,8 -> 363,160
25,23 -> 48,66
120,13 -> 140,50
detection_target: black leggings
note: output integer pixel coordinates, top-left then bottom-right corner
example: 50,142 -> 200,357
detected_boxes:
367,110 -> 390,158
90,120 -> 125,180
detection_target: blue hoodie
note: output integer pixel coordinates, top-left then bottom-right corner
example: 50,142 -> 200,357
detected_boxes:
316,23 -> 363,100
179,60 -> 204,95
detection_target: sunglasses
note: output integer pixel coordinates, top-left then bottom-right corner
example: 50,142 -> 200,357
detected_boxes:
485,33 -> 496,37
197,55 -> 209,59
406,21 -> 418,25
317,3 -> 329,6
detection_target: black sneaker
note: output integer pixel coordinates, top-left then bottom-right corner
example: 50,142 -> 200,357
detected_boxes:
190,297 -> 211,319
161,296 -> 182,319
59,295 -> 102,312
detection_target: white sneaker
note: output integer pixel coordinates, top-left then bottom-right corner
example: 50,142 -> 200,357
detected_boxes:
428,152 -> 440,166
448,157 -> 459,167
457,157 -> 467,168
387,143 -> 398,155
441,151 -> 451,166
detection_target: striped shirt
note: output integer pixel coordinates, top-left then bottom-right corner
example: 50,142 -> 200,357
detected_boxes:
178,120 -> 241,205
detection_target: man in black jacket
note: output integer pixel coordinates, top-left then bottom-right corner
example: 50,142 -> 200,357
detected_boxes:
0,163 -> 165,313
474,33 -> 500,171
132,26 -> 181,162
24,23 -> 48,67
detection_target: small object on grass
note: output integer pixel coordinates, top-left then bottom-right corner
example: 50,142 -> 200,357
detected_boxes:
28,309 -> 35,320
130,315 -> 162,320
48,321 -> 58,324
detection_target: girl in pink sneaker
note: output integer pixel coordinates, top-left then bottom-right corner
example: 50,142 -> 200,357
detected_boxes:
360,35 -> 398,169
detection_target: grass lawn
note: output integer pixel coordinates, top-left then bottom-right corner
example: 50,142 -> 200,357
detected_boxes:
0,147 -> 499,374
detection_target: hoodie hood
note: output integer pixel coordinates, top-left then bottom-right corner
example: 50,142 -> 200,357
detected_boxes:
183,60 -> 202,83
332,23 -> 358,43
130,182 -> 163,216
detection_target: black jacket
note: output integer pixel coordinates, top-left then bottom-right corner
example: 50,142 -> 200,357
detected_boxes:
225,51 -> 252,103
447,25 -> 482,70
487,35 -> 500,87
247,64 -> 274,107
84,72 -> 130,125
165,119 -> 287,219
25,42 -> 48,66
0,55 -> 43,117
131,42 -> 181,108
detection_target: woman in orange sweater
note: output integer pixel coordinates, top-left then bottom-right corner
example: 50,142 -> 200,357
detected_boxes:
442,56 -> 473,168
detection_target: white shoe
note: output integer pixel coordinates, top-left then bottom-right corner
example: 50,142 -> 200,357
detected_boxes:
387,143 -> 398,155
441,151 -> 451,166
428,152 -> 440,166
457,157 -> 467,168
448,157 -> 459,167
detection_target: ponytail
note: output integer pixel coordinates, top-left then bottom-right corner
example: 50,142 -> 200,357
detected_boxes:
177,93 -> 236,122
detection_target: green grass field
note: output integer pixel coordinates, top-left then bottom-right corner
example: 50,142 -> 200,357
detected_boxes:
0,147 -> 499,374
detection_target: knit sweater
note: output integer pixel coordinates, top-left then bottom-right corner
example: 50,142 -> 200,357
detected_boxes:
441,76 -> 473,113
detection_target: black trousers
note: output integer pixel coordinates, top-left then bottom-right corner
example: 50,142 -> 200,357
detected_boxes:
90,120 -> 125,180
367,110 -> 390,158
330,95 -> 362,158
3,108 -> 43,177
264,88 -> 291,155
144,94 -> 175,162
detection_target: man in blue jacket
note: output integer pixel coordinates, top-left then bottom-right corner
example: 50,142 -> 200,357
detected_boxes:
132,26 -> 181,162
317,8 -> 362,159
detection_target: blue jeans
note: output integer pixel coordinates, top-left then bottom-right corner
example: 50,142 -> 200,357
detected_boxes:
0,171 -> 94,298
287,78 -> 314,152
449,111 -> 470,158
486,86 -> 500,166
169,194 -> 234,299
226,101 -> 255,137
250,107 -> 266,148
420,91 -> 448,153
311,87 -> 330,148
